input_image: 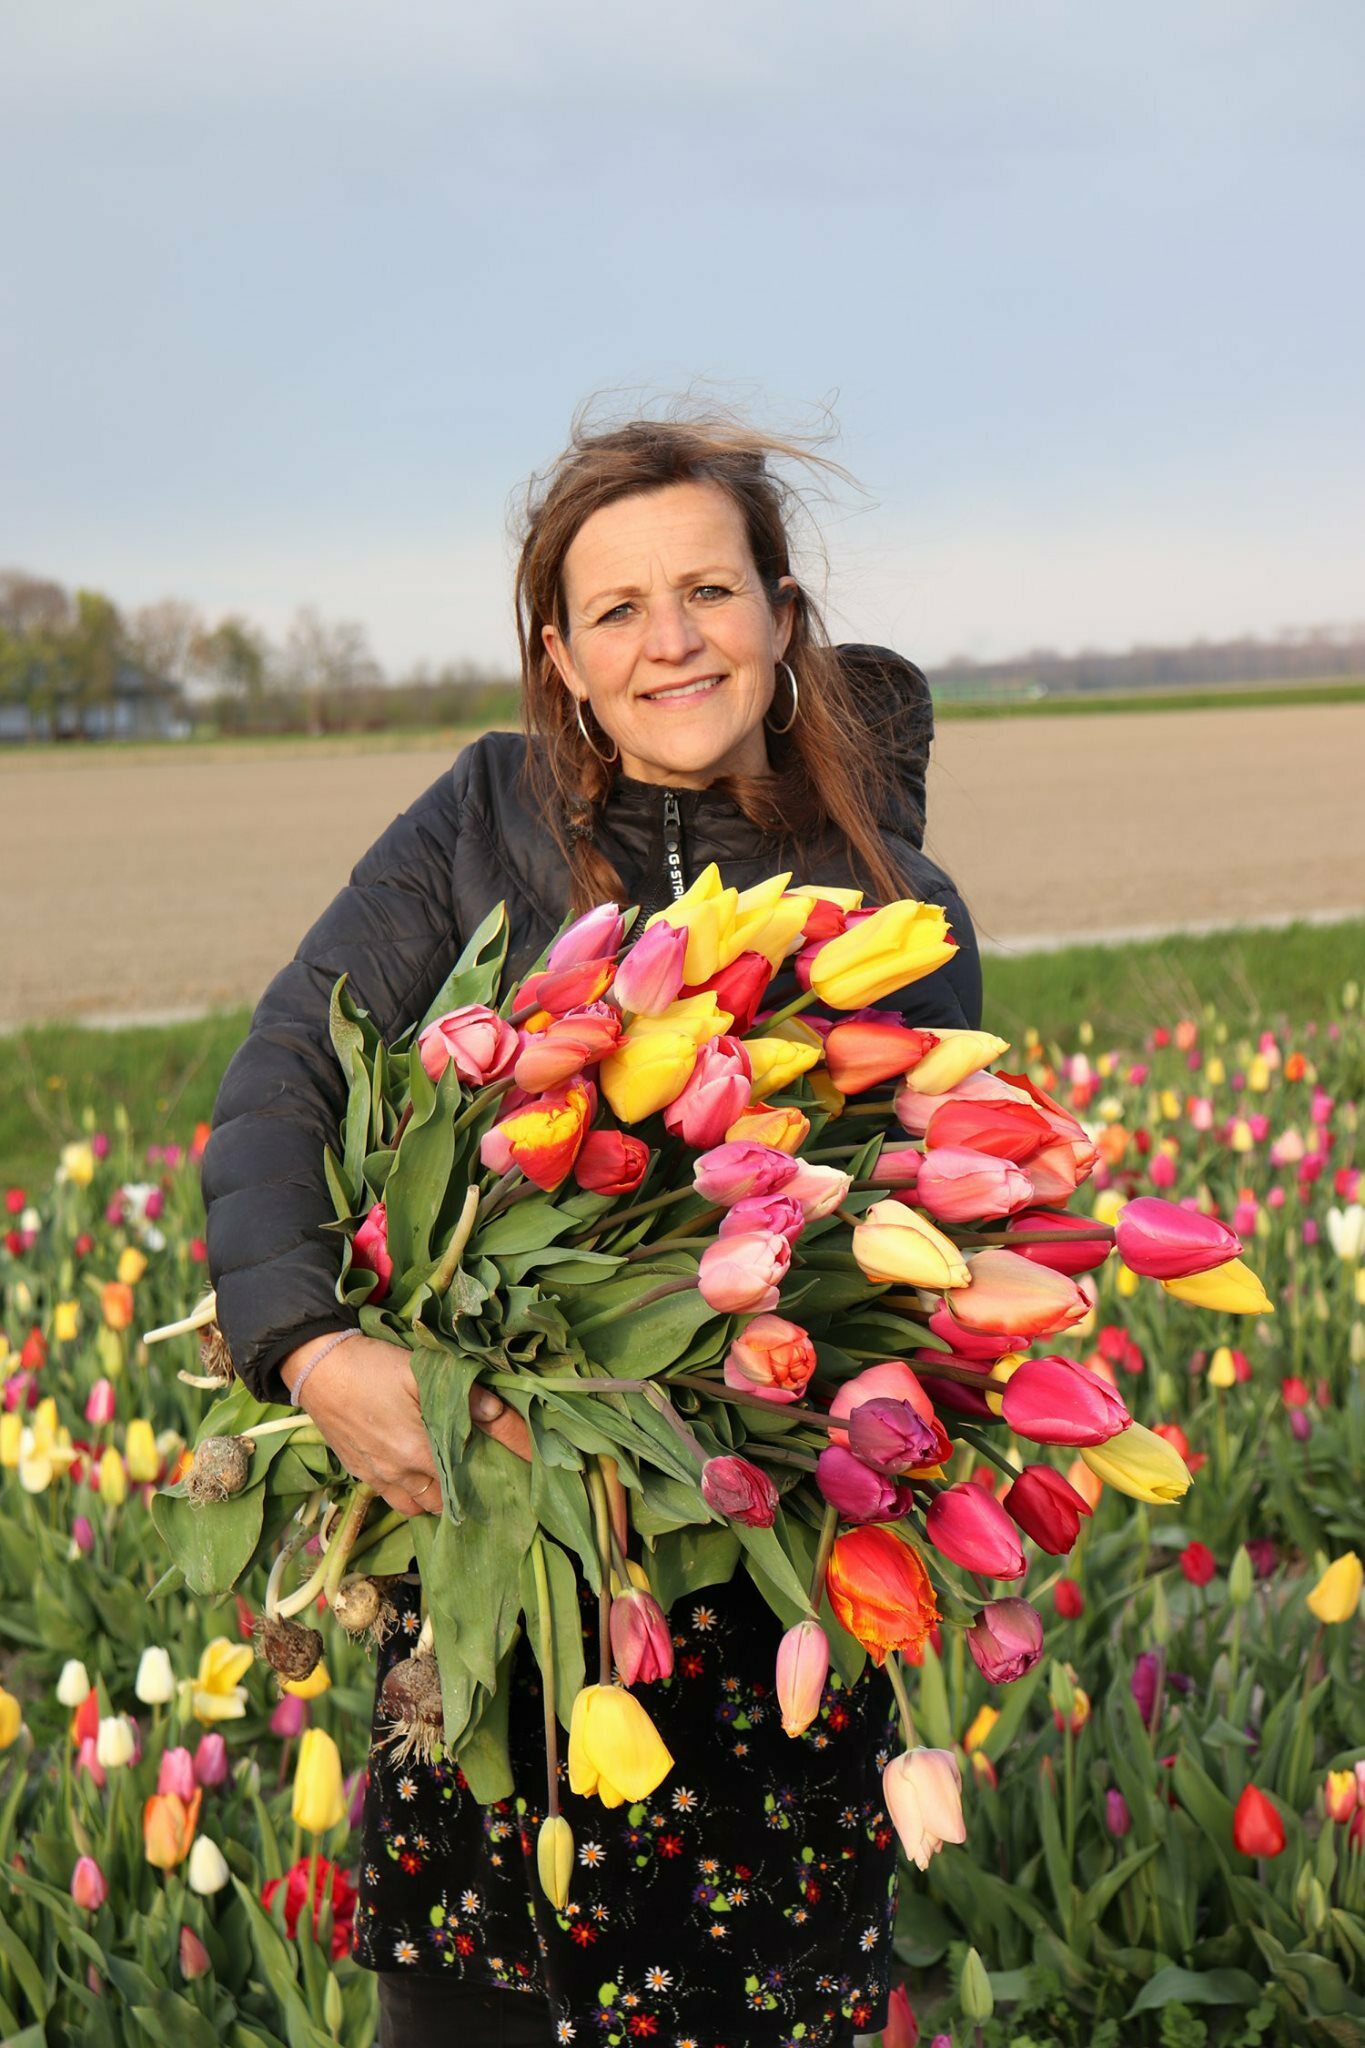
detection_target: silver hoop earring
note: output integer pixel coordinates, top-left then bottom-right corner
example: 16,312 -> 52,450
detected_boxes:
765,660 -> 800,736
574,697 -> 619,765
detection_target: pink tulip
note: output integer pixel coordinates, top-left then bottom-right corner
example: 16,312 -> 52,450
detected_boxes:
91,1131 -> 110,1159
193,1732 -> 229,1787
270,1693 -> 308,1738
700,1454 -> 779,1527
723,1315 -> 817,1403
925,1484 -> 1026,1579
1114,1197 -> 1242,1280
916,1145 -> 1033,1224
157,1746 -> 197,1802
776,1617 -> 829,1737
882,1747 -> 967,1869
609,1587 -> 674,1685
815,1445 -> 911,1522
145,1188 -> 166,1220
718,1193 -> 806,1245
179,1924 -> 212,1981
418,1003 -> 519,1086
513,1003 -> 622,1092
692,1141 -> 798,1206
70,1855 -> 108,1910
663,1036 -> 753,1148
350,1204 -> 393,1300
1232,1198 -> 1259,1238
779,1161 -> 853,1220
966,1598 -> 1044,1681
1190,1096 -> 1214,1131
84,1379 -> 117,1426
545,901 -> 624,971
944,1249 -> 1089,1340
868,1144 -> 922,1189
1270,1129 -> 1306,1167
70,1514 -> 95,1556
1148,1151 -> 1178,1190
611,920 -> 688,1015
883,1983 -> 919,2048
926,1305 -> 1018,1359
75,1737 -> 106,1789
697,1231 -> 790,1313
1001,1355 -> 1132,1447
846,1398 -> 941,1475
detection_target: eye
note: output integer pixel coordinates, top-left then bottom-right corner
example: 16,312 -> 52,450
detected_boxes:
694,585 -> 731,602
597,602 -> 631,624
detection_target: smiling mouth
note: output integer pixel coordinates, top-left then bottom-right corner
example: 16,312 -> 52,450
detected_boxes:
642,675 -> 725,704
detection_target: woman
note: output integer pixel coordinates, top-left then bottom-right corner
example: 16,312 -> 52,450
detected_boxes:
203,413 -> 982,2048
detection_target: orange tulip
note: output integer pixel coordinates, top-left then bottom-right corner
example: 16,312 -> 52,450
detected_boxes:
101,1282 -> 136,1332
143,1787 -> 203,1870
726,1102 -> 810,1154
825,1525 -> 940,1667
823,1020 -> 939,1096
944,1249 -> 1090,1339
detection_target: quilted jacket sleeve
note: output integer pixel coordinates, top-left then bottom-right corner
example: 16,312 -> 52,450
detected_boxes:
200,759 -> 472,1405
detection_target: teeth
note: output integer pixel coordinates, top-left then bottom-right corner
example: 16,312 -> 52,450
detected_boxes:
650,677 -> 721,701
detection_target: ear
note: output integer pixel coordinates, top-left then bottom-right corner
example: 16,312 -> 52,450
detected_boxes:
772,576 -> 799,661
541,622 -> 587,705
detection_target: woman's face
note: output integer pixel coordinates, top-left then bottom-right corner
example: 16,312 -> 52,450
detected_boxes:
542,479 -> 797,788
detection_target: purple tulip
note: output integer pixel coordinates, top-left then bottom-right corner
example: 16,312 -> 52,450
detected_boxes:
966,1598 -> 1044,1682
846,1398 -> 940,1476
1105,1789 -> 1132,1837
1131,1650 -> 1162,1730
815,1445 -> 912,1523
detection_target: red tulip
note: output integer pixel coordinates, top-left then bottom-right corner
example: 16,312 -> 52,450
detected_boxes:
923,1097 -> 1055,1165
1003,1208 -> 1114,1276
883,1984 -> 919,2048
261,1856 -> 359,1962
1003,1466 -> 1094,1554
1001,1355 -> 1132,1447
823,1018 -> 939,1096
690,951 -> 774,1035
1114,1197 -> 1242,1280
1180,1541 -> 1217,1586
1054,1577 -> 1085,1618
350,1204 -> 393,1300
573,1130 -> 650,1195
1232,1785 -> 1286,1857
924,1483 -> 1026,1579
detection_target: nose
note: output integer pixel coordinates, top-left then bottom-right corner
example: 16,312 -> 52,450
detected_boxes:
642,594 -> 706,667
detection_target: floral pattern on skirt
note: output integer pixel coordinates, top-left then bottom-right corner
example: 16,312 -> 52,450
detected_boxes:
352,1567 -> 901,2046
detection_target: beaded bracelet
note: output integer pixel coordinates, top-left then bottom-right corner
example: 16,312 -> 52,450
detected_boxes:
288,1329 -> 359,1408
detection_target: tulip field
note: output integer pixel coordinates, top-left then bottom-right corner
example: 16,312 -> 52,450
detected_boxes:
1,989 -> 1363,2046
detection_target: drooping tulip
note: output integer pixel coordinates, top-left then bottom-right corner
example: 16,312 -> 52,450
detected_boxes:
775,1617 -> 829,1737
1114,1197 -> 1242,1279
999,1355 -> 1132,1447
965,1599 -> 1044,1682
903,1030 -> 1010,1094
945,1250 -> 1090,1340
567,1684 -> 674,1807
1002,1465 -> 1094,1553
924,1485 -> 1026,1579
699,1455 -> 779,1528
1161,1258 -> 1274,1315
882,1746 -> 966,1869
1079,1420 -> 1193,1502
825,1526 -> 940,1665
537,1814 -> 575,1909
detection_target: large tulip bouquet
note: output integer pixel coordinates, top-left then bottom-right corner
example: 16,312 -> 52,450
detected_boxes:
150,867 -> 1271,1905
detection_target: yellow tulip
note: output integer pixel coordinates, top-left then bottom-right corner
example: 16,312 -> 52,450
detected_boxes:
188,1638 -> 253,1723
852,1200 -> 970,1290
725,1103 -> 810,1154
1089,1188 -> 1125,1227
0,1414 -> 21,1468
981,1353 -> 1026,1417
292,1727 -> 347,1834
1162,1258 -> 1274,1316
1207,1346 -> 1238,1390
1247,1055 -> 1271,1093
1159,1089 -> 1181,1123
1205,1055 -> 1226,1086
282,1661 -> 332,1700
743,1037 -> 820,1098
536,1814 -> 575,1908
599,1029 -> 698,1124
1306,1552 -> 1363,1625
962,1703 -> 999,1754
809,899 -> 957,1010
1228,1119 -> 1255,1155
904,1031 -> 1010,1094
730,889 -> 812,969
645,865 -> 740,983
1080,1421 -> 1192,1503
0,1685 -> 23,1749
641,992 -> 735,1045
59,1142 -> 95,1187
567,1684 -> 673,1807
53,1300 -> 80,1342
143,1788 -> 202,1870
97,1447 -> 128,1506
124,1418 -> 159,1483
1115,1262 -> 1139,1299
116,1247 -> 148,1287
35,1396 -> 58,1436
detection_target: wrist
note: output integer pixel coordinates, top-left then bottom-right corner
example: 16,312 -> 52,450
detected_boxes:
282,1329 -> 359,1407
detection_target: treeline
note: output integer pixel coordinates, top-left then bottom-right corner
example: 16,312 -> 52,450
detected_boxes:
934,625 -> 1365,698
4,566 -> 1363,741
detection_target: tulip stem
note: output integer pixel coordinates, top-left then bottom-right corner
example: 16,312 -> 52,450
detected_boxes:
586,1466 -> 614,1686
571,1185 -> 701,1236
884,1654 -> 918,1748
756,989 -> 818,1035
955,1427 -> 1020,1483
449,1076 -> 518,1142
273,1483 -> 378,1619
265,1511 -> 321,1620
530,1536 -> 561,1815
748,1445 -> 820,1472
241,1413 -> 326,1443
641,1383 -> 709,1466
670,1374 -> 843,1433
950,1226 -> 1116,1248
809,1502 -> 840,1611
427,1186 -> 481,1296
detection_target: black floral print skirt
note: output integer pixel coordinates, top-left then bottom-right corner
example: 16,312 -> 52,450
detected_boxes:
352,1567 -> 901,2047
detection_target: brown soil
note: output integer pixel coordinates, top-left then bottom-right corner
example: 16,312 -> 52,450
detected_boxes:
5,704 -> 1362,1027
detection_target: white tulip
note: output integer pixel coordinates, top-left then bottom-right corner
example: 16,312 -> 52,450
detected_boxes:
95,1714 -> 136,1769
134,1647 -> 176,1705
187,1834 -> 231,1896
1326,1205 -> 1365,1262
56,1659 -> 91,1708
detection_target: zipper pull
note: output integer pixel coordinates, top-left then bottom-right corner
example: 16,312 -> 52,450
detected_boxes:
662,789 -> 686,900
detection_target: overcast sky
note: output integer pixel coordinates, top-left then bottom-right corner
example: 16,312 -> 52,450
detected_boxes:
3,0 -> 1362,674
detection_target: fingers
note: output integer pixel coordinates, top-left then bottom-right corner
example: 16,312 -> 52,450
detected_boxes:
473,1405 -> 535,1465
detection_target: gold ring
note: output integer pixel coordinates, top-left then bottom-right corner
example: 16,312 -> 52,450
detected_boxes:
414,1475 -> 435,1498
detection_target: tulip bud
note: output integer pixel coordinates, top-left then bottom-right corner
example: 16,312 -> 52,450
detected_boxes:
775,1617 -> 829,1737
186,1834 -> 231,1896
0,1685 -> 23,1750
1227,1545 -> 1253,1607
70,1854 -> 109,1910
179,1924 -> 212,1981
193,1731 -> 229,1787
960,1948 -> 994,2022
95,1714 -> 136,1770
1105,1789 -> 1131,1837
97,1447 -> 127,1506
1048,1660 -> 1075,1722
608,1588 -> 674,1685
135,1646 -> 176,1705
536,1814 -> 575,1909
57,1659 -> 91,1708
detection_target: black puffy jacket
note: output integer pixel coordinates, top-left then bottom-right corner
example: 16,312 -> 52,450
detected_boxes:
202,649 -> 981,1405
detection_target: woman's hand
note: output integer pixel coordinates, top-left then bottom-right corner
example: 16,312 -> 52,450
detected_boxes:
280,1333 -> 533,1517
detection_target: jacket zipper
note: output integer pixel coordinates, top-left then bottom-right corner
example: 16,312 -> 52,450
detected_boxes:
662,789 -> 687,901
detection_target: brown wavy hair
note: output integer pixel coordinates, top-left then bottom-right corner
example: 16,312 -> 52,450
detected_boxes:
514,407 -> 912,914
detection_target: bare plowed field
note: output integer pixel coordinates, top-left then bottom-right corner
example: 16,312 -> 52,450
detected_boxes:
6,703 -> 1363,1028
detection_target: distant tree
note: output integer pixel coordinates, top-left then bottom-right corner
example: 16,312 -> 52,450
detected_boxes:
191,615 -> 270,721
281,607 -> 384,733
58,590 -> 124,727
125,599 -> 205,690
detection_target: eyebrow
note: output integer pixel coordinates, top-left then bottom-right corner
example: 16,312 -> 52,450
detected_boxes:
579,566 -> 743,614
